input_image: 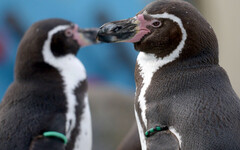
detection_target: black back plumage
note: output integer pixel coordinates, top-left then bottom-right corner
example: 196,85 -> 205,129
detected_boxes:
0,19 -> 87,150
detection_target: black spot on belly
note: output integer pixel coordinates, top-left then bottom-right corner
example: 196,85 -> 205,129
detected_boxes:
68,120 -> 72,132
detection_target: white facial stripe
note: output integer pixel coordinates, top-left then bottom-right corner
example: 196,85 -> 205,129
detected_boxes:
42,25 -> 88,141
46,25 -> 70,39
136,12 -> 187,148
149,13 -> 187,54
74,95 -> 92,150
169,127 -> 182,148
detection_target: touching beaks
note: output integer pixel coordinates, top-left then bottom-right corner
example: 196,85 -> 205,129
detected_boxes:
71,24 -> 100,47
97,14 -> 151,43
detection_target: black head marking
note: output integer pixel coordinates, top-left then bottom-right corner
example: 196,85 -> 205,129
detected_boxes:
50,26 -> 80,57
133,15 -> 182,58
137,0 -> 219,64
15,19 -> 99,81
15,19 -> 73,81
98,0 -> 218,66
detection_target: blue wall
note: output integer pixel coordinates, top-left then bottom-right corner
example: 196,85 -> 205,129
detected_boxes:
0,0 -> 152,99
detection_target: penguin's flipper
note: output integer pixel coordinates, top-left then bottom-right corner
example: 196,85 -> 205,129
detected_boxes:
29,113 -> 66,150
29,135 -> 65,150
117,123 -> 141,150
147,130 -> 180,150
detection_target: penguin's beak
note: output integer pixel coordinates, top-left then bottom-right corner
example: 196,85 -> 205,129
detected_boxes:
97,14 -> 150,43
72,25 -> 100,47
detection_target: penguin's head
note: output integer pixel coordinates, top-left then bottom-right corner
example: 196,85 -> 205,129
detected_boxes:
19,18 -> 99,56
15,19 -> 99,80
98,0 -> 218,64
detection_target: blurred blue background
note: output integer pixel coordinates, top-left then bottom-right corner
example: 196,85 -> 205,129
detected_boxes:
1,1 -> 239,149
2,0 -> 239,101
2,0 -> 239,99
0,0 -> 154,100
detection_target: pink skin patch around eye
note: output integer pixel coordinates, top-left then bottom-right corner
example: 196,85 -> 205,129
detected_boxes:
124,14 -> 151,43
72,24 -> 91,47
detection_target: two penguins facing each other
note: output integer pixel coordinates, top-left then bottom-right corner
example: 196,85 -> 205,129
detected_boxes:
1,0 -> 240,150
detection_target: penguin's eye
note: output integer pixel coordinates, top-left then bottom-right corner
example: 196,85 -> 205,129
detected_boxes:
65,29 -> 73,37
151,20 -> 161,28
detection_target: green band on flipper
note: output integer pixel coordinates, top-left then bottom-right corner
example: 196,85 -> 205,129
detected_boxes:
145,126 -> 163,138
43,131 -> 67,144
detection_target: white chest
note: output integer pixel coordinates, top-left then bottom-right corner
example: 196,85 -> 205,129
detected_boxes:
137,52 -> 161,128
41,25 -> 92,149
73,95 -> 92,150
43,51 -> 87,139
57,55 -> 87,139
43,53 -> 92,148
135,52 -> 162,150
135,52 -> 183,149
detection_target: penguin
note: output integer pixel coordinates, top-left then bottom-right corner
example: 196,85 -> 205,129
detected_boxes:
97,0 -> 240,149
0,18 -> 99,150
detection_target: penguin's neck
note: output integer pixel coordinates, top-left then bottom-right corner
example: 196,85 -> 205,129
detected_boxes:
135,52 -> 172,129
42,47 -> 92,150
134,52 -> 174,150
134,50 -> 218,128
134,50 -> 219,150
42,47 -> 87,137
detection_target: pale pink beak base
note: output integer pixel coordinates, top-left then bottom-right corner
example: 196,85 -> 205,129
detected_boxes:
124,14 -> 151,43
72,24 -> 92,47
